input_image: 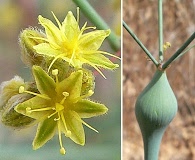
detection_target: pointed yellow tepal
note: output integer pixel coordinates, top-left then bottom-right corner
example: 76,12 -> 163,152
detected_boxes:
31,8 -> 119,78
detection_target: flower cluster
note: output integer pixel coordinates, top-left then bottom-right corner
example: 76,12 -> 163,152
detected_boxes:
0,8 -> 119,155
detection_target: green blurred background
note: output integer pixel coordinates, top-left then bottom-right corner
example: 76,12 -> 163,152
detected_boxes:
0,0 -> 121,159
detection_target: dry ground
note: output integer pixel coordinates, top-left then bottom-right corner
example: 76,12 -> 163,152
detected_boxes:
123,0 -> 195,159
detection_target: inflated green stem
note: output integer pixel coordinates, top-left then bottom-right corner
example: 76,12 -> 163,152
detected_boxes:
135,70 -> 178,160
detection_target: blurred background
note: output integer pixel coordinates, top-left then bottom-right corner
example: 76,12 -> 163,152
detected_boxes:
123,0 -> 195,160
0,0 -> 121,159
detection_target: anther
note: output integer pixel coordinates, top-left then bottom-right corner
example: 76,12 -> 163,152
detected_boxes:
19,86 -> 50,100
60,147 -> 66,155
65,130 -> 71,137
75,90 -> 94,102
54,117 -> 60,121
88,90 -> 94,96
26,107 -> 32,114
62,92 -> 69,97
52,69 -> 59,76
60,92 -> 69,104
19,86 -> 25,93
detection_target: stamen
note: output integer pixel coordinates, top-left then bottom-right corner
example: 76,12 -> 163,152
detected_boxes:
80,22 -> 96,32
84,90 -> 94,97
29,36 -> 60,49
52,69 -> 59,84
58,121 -> 66,155
71,111 -> 98,133
26,107 -> 32,114
76,7 -> 79,23
79,57 -> 106,79
60,112 -> 71,137
73,90 -> 94,103
48,111 -> 58,119
78,22 -> 96,40
65,130 -> 71,137
19,86 -> 51,100
26,106 -> 54,114
85,50 -> 121,59
52,69 -> 58,76
81,119 -> 99,133
48,54 -> 63,72
60,92 -> 69,104
60,148 -> 65,155
19,86 -> 25,93
51,11 -> 62,29
62,92 -> 69,97
54,117 -> 60,121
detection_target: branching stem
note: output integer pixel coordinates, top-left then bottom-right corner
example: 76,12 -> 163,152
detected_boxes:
162,32 -> 195,69
158,0 -> 163,62
123,21 -> 159,67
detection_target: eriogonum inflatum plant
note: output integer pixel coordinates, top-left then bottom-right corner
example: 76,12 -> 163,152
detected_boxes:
30,8 -> 119,78
15,66 -> 108,154
0,7 -> 119,156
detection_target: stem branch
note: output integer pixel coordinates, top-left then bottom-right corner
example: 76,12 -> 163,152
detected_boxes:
123,21 -> 159,67
158,0 -> 163,62
162,32 -> 195,69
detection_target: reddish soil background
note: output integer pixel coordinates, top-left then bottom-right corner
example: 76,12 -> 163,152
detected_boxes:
123,0 -> 195,160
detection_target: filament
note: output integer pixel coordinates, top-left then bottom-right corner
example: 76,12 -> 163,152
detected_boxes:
19,86 -> 50,100
58,121 -> 66,155
73,90 -> 94,103
71,111 -> 98,133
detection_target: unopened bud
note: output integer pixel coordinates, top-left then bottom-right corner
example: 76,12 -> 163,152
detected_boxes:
1,94 -> 35,128
19,28 -> 45,66
81,68 -> 95,96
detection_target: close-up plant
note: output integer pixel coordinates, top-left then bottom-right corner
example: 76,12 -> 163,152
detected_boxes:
123,0 -> 194,160
0,0 -> 120,159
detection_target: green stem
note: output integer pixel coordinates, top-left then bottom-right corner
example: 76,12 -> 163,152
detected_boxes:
158,0 -> 163,62
162,32 -> 195,69
123,21 -> 159,67
72,0 -> 120,52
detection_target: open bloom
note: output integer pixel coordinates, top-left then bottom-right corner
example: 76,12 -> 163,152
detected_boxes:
31,8 -> 119,78
15,65 -> 108,155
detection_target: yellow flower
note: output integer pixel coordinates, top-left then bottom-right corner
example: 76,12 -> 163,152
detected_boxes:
31,8 -> 119,78
15,66 -> 108,155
